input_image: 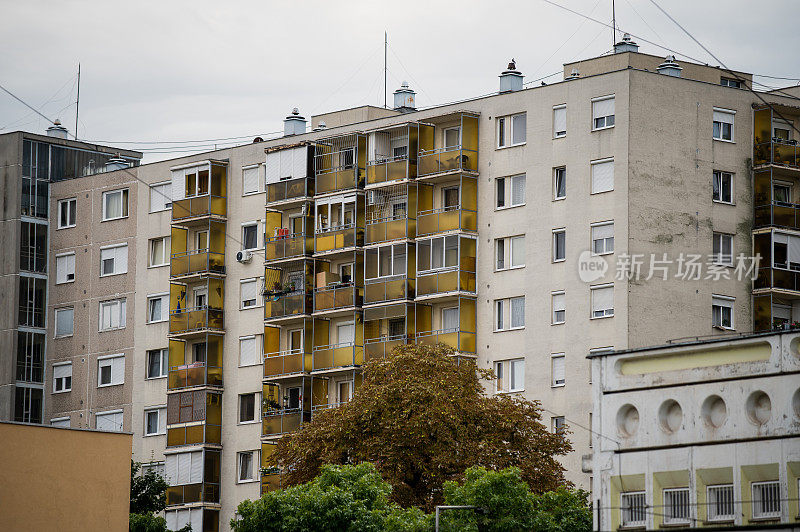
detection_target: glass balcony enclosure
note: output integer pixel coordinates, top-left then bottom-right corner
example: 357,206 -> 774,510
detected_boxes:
416,235 -> 477,297
170,221 -> 226,278
171,161 -> 227,221
314,193 -> 365,253
415,297 -> 477,354
168,337 -> 223,389
364,243 -> 415,304
166,390 -> 222,446
366,124 -> 419,186
263,208 -> 313,261
165,449 -> 221,506
169,278 -> 225,335
314,133 -> 366,194
364,303 -> 415,361
416,175 -> 477,237
263,321 -> 313,378
365,184 -> 417,244
264,259 -> 314,320
313,253 -> 364,313
754,107 -> 800,170
311,315 -> 364,372
418,113 -> 479,178
265,144 -> 314,203
262,380 -> 312,437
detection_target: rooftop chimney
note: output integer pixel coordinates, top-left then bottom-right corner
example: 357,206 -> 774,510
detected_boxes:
393,81 -> 416,113
565,68 -> 580,81
657,55 -> 683,77
46,119 -> 69,139
313,121 -> 328,132
105,155 -> 129,172
499,59 -> 524,93
284,108 -> 306,136
614,33 -> 639,54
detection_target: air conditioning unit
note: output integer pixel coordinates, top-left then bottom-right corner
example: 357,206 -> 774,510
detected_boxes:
236,250 -> 253,263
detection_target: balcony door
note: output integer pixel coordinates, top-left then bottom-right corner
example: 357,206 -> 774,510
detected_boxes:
193,287 -> 208,309
338,381 -> 352,404
286,386 -> 301,410
288,329 -> 303,353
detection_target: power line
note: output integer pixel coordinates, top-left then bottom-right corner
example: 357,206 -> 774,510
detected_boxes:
0,82 -> 56,125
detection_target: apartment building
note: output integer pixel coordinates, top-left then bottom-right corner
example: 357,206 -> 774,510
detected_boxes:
0,128 -> 140,425
41,39 -> 800,531
589,331 -> 800,530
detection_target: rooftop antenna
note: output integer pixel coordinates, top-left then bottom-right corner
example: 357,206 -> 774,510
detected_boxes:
612,0 -> 617,47
384,31 -> 388,109
74,63 -> 80,140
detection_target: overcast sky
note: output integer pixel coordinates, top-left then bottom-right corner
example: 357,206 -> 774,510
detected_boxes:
2,0 -> 798,162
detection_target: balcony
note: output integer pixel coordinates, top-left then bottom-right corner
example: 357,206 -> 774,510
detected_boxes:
755,202 -> 800,230
316,167 -> 363,195
168,362 -> 223,389
754,139 -> 800,170
263,350 -> 310,378
166,483 -> 220,506
417,206 -> 477,236
418,148 -> 478,178
416,268 -> 476,297
262,408 -> 311,437
366,157 -> 414,186
416,328 -> 476,354
364,276 -> 413,304
365,215 -> 415,244
261,472 -> 281,494
365,335 -> 409,362
754,267 -> 800,293
314,284 -> 361,313
166,422 -> 222,447
172,195 -> 227,221
265,234 -> 312,261
315,225 -> 361,253
169,306 -> 224,336
171,249 -> 225,278
264,290 -> 311,320
267,177 -> 313,203
312,342 -> 364,372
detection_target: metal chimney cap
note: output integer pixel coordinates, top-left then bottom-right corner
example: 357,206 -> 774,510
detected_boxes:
291,108 -> 299,115
53,118 -> 62,126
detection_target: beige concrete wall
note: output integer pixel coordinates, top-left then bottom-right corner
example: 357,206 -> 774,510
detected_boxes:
311,105 -> 400,129
0,421 -> 131,532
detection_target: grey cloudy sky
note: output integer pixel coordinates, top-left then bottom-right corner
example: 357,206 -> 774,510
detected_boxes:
2,0 -> 798,162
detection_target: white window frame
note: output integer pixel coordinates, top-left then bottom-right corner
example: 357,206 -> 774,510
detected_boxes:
662,487 -> 691,525
495,235 -> 525,271
497,112 -> 527,148
707,484 -> 735,522
97,354 -> 125,387
99,298 -> 126,332
240,278 -> 259,309
242,164 -> 261,196
553,166 -> 566,200
590,284 -> 614,319
713,107 -> 735,142
238,392 -> 259,424
53,362 -> 72,393
495,174 -> 526,209
147,293 -> 169,324
590,158 -> 614,194
149,182 -> 171,213
57,198 -> 77,229
551,353 -> 565,387
552,291 -> 565,325
101,189 -> 129,221
95,409 -> 124,432
54,306 -> 74,338
591,95 -> 615,131
417,235 -> 460,273
99,243 -> 128,277
751,480 -> 781,519
551,416 -> 566,433
712,170 -> 734,204
495,358 -> 525,393
365,243 -> 408,280
143,406 -> 166,436
553,104 -> 567,138
149,236 -> 170,268
713,232 -> 734,266
591,222 -> 615,256
55,252 -> 76,284
494,296 -> 525,331
241,222 -> 259,251
620,491 -> 647,528
237,450 -> 259,483
146,348 -> 168,379
50,417 -> 70,428
239,335 -> 261,367
712,295 -> 734,330
553,229 -> 566,262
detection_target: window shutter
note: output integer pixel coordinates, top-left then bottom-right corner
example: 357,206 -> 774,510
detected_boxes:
177,452 -> 192,485
171,169 -> 185,201
265,152 -> 280,184
553,356 -> 565,383
512,114 -> 526,144
292,147 -> 307,178
165,454 -> 178,485
158,408 -> 167,434
553,106 -> 567,134
593,97 -> 615,118
511,297 -> 525,328
242,167 -> 259,195
511,236 -> 525,266
774,233 -> 789,244
111,356 -> 125,385
190,451 -> 203,484
443,308 -> 459,330
116,245 -> 128,273
592,286 -> 614,312
511,359 -> 525,390
241,280 -> 257,305
788,235 -> 800,264
54,363 -> 71,380
190,509 -> 202,532
176,510 -> 191,530
338,323 -> 355,344
593,223 -> 614,240
511,175 -> 525,205
713,109 -> 734,124
279,150 -> 293,179
553,293 -> 565,312
151,184 -> 169,211
240,337 -> 257,366
591,161 -> 614,193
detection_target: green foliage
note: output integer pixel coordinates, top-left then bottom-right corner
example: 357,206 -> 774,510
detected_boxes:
273,344 -> 571,510
129,512 -> 191,532
529,487 -> 593,532
130,460 -> 169,514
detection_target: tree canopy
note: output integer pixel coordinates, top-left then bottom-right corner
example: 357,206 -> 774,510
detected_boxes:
129,461 -> 190,532
271,343 -> 571,510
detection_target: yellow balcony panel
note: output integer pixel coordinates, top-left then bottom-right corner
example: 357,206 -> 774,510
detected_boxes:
418,148 -> 478,178
166,482 -> 220,506
366,158 -> 413,186
264,234 -> 312,261
166,422 -> 222,447
313,284 -> 362,313
262,409 -> 310,437
364,336 -> 407,362
364,277 -> 412,304
754,267 -> 800,293
170,250 -> 225,278
263,350 -> 311,378
261,472 -> 281,494
315,168 -> 362,195
416,329 -> 476,354
417,207 -> 477,236
169,307 -> 224,336
264,291 -> 311,320
172,195 -> 227,221
365,216 -> 414,244
416,269 -> 476,297
754,203 -> 800,230
168,363 -> 223,389
267,177 -> 314,203
754,140 -> 800,170
314,226 -> 360,253
312,343 -> 364,372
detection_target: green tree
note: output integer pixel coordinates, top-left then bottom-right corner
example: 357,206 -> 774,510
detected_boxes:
231,463 -> 430,532
129,461 -> 191,532
272,344 -> 571,510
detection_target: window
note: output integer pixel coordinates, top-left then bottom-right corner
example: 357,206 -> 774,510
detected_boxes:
238,451 -> 257,482
147,294 -> 168,323
53,362 -> 72,393
417,235 -> 459,272
165,451 -> 204,486
552,291 -> 565,324
495,358 -> 525,392
144,407 -> 166,436
100,244 -> 128,276
365,244 -> 407,279
242,223 -> 258,250
149,182 -> 171,212
663,488 -> 690,524
713,108 -> 735,141
149,237 -> 170,267
591,222 -> 614,255
497,113 -> 526,147
99,299 -> 126,331
140,461 -> 165,479
495,236 -> 525,270
102,189 -> 129,220
720,77 -> 741,88
774,181 -> 791,203
54,307 -> 74,337
752,481 -> 780,519
553,167 -> 566,200
553,229 -> 566,262
19,276 -> 46,328
712,295 -> 734,329
338,380 -> 353,404
551,416 -> 566,433
239,393 -> 257,423
495,296 -> 525,331
241,279 -> 258,309
621,492 -> 647,527
591,158 -> 614,194
50,417 -> 70,428
553,105 -> 566,138
242,165 -> 260,195
496,174 -> 526,208
592,95 -> 615,130
591,284 -> 614,318
713,170 -> 733,204
98,354 -> 125,387
14,386 -> 42,424
55,253 -> 75,284
551,354 -> 565,386
95,410 -> 124,432
773,118 -> 794,141
20,221 -> 47,273
707,484 -> 735,521
713,233 -> 733,265
146,348 -> 168,379
442,307 -> 459,331
444,127 -> 460,149
240,336 -> 260,367
57,198 -> 76,228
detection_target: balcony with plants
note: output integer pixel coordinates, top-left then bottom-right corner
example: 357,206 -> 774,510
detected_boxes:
170,221 -> 226,279
168,278 -> 224,337
263,260 -> 313,321
261,381 -> 312,438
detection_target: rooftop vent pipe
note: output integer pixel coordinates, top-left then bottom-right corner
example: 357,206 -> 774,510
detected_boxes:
312,121 -> 328,132
393,81 -> 416,112
284,108 -> 307,136
614,33 -> 639,53
46,119 -> 69,139
657,55 -> 683,77
565,68 -> 580,81
499,59 -> 524,93
105,155 -> 129,172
